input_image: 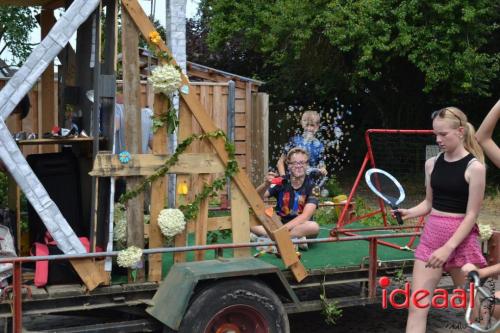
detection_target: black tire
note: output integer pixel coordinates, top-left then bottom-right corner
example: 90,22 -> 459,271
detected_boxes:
176,278 -> 289,333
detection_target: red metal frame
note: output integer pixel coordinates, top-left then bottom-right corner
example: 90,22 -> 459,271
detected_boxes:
2,231 -> 420,332
331,129 -> 434,250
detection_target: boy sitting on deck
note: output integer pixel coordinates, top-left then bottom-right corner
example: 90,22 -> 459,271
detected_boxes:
252,147 -> 320,250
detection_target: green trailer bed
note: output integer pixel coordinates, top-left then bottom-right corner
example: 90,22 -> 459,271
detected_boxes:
159,222 -> 418,275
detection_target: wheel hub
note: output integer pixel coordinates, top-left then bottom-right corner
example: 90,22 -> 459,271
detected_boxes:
215,323 -> 241,333
205,304 -> 269,333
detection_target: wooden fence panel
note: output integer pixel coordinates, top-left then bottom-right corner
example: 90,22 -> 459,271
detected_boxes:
3,79 -> 267,185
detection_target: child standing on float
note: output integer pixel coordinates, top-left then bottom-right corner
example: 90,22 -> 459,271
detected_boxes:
277,110 -> 327,177
394,107 -> 487,333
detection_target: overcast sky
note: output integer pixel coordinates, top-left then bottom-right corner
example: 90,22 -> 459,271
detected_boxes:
142,0 -> 200,21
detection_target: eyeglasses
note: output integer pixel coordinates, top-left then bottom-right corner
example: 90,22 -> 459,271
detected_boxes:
288,161 -> 308,167
431,108 -> 462,127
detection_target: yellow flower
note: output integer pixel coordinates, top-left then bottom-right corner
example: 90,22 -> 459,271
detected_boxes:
149,31 -> 162,45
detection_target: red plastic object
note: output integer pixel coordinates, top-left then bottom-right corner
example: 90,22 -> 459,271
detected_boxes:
271,177 -> 283,186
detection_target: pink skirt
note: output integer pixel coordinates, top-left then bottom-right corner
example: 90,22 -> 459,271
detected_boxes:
415,214 -> 487,271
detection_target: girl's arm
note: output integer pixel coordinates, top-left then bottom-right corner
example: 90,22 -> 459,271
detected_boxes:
477,263 -> 500,279
462,263 -> 500,279
427,161 -> 486,268
476,99 -> 500,168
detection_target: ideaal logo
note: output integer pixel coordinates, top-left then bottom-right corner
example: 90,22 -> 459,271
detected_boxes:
379,276 -> 474,309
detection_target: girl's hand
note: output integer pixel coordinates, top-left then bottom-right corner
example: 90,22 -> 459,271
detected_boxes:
391,208 -> 410,220
426,245 -> 453,269
461,263 -> 479,277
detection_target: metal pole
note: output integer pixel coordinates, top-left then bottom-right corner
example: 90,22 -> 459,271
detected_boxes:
224,80 -> 235,208
368,238 -> 378,300
12,262 -> 22,333
89,7 -> 102,251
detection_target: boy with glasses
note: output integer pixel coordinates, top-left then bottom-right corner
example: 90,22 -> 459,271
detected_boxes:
252,147 -> 320,250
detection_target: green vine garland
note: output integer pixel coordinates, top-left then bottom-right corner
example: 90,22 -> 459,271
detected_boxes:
119,130 -> 238,222
152,103 -> 178,134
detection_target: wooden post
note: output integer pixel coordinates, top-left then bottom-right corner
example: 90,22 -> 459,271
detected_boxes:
6,114 -> 22,253
231,183 -> 250,257
148,94 -> 168,281
122,5 -> 145,282
194,174 -> 209,261
174,101 -> 192,263
251,93 -> 269,186
245,82 -> 253,178
40,7 -> 56,154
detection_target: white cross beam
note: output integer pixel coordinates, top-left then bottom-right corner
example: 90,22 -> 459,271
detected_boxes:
0,0 -> 101,254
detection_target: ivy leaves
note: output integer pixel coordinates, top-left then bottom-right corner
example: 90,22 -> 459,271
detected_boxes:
119,130 -> 238,222
152,104 -> 179,134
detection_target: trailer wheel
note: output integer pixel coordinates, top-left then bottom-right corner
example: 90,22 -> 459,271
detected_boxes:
175,278 -> 289,333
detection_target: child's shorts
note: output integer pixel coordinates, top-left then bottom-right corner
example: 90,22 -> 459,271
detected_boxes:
415,214 -> 487,271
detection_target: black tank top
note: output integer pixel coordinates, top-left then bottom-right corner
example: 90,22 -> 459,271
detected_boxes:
431,153 -> 475,214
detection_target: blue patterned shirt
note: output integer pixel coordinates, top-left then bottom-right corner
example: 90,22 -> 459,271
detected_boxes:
283,135 -> 325,168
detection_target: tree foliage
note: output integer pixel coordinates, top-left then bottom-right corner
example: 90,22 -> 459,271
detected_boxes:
0,6 -> 38,67
189,0 -> 499,129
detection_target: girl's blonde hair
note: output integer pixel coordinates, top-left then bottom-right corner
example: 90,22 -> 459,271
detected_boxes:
433,107 -> 484,163
301,110 -> 320,127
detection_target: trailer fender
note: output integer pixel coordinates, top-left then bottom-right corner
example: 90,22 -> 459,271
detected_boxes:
146,257 -> 298,330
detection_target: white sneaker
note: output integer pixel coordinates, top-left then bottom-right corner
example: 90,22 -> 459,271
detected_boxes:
249,232 -> 259,242
255,236 -> 278,254
294,236 -> 309,251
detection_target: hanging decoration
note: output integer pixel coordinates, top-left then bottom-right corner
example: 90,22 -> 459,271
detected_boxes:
478,224 -> 493,241
157,208 -> 186,238
117,246 -> 143,268
146,30 -> 184,134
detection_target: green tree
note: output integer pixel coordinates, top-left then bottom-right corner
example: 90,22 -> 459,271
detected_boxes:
0,6 -> 38,68
190,0 -> 499,129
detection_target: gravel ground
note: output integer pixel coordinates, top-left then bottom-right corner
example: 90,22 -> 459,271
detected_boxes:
289,304 -> 472,333
290,277 -> 499,333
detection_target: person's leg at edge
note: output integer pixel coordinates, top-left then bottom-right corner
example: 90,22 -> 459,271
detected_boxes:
406,259 -> 443,333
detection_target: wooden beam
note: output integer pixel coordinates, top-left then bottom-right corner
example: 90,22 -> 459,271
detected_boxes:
90,152 -> 225,177
70,259 -> 108,291
187,68 -> 259,91
173,102 -> 193,263
148,94 -> 168,282
231,183 -> 250,258
194,174 -> 209,261
251,93 -> 269,186
121,0 -> 307,281
40,7 -> 56,154
122,4 -> 145,282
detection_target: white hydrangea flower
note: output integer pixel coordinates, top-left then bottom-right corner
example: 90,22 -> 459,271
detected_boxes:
117,246 -> 143,268
158,208 -> 186,238
478,224 -> 493,241
148,64 -> 182,96
113,203 -> 127,245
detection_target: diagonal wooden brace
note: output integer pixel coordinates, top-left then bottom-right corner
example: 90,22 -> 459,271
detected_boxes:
121,0 -> 308,282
